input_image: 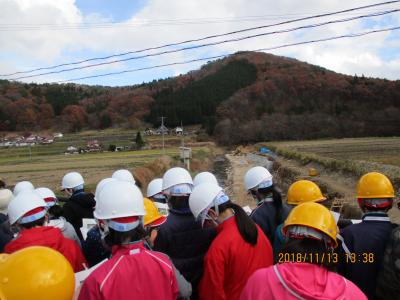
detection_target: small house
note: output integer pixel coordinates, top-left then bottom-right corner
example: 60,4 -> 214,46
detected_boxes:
175,127 -> 183,135
156,125 -> 169,135
144,128 -> 155,136
65,146 -> 79,154
53,133 -> 63,138
87,140 -> 102,152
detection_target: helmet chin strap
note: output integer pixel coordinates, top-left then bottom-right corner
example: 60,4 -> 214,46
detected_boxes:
97,219 -> 110,240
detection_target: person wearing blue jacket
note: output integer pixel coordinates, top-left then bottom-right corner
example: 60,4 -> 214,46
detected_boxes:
273,180 -> 327,255
244,166 -> 291,244
337,172 -> 396,300
153,167 -> 216,300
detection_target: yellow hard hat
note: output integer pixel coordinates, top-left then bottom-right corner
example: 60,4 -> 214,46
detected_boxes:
287,180 -> 326,205
283,202 -> 337,247
144,198 -> 167,227
356,172 -> 395,199
0,246 -> 75,300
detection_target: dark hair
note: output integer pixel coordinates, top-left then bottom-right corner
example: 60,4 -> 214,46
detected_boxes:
168,195 -> 189,210
279,238 -> 336,271
258,185 -> 283,225
48,205 -> 63,218
0,180 -> 5,189
20,217 -> 46,229
134,176 -> 142,189
218,201 -> 258,245
105,226 -> 146,246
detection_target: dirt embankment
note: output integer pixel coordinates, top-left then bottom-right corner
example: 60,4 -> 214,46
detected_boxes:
225,151 -> 273,208
225,150 -> 400,224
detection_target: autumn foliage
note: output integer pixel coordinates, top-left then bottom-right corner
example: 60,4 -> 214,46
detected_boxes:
0,51 -> 399,143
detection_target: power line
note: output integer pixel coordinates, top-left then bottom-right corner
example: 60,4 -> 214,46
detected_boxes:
53,26 -> 400,84
1,0 -> 398,77
7,9 -> 399,81
0,8 -> 396,30
0,9 -> 394,27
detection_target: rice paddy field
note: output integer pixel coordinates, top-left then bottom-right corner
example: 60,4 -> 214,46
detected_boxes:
268,137 -> 400,167
264,137 -> 400,189
0,128 -> 211,193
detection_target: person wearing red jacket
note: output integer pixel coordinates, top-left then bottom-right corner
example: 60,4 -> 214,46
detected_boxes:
239,202 -> 366,300
189,183 -> 273,300
5,190 -> 86,272
78,180 -> 180,300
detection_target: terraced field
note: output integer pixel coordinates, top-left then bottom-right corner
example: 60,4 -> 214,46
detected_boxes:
270,137 -> 400,167
0,128 -> 208,192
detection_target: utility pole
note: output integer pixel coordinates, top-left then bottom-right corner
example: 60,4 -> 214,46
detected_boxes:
181,120 -> 184,148
161,116 -> 165,154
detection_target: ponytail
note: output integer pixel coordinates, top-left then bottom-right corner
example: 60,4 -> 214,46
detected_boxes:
218,202 -> 258,245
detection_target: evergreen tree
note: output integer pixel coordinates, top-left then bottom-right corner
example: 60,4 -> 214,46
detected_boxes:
135,131 -> 145,149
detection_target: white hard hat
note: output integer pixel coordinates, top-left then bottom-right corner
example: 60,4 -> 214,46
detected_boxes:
13,181 -> 34,196
147,178 -> 163,198
162,167 -> 193,191
112,169 -> 135,184
94,180 -> 145,220
244,166 -> 273,191
8,191 -> 47,225
35,187 -> 57,207
0,189 -> 13,213
193,172 -> 218,186
189,183 -> 224,219
94,178 -> 117,201
61,172 -> 84,190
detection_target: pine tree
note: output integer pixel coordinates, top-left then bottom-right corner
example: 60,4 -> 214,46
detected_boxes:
135,131 -> 145,149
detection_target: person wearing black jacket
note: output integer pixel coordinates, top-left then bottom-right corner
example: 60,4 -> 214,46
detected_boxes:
60,172 -> 96,241
337,172 -> 396,300
153,167 -> 216,300
0,184 -> 13,252
244,166 -> 291,244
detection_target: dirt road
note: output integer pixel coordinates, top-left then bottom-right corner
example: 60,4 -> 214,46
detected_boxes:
226,152 -> 400,224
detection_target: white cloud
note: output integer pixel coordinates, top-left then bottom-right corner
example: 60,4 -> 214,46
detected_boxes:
0,0 -> 399,84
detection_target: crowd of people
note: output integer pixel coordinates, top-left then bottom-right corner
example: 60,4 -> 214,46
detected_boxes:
0,165 -> 398,299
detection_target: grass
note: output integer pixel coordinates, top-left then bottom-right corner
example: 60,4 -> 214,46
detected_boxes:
260,137 -> 400,189
0,128 -> 209,193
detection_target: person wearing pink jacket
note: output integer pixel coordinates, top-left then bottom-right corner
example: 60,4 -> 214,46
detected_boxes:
240,202 -> 366,300
77,181 -> 179,300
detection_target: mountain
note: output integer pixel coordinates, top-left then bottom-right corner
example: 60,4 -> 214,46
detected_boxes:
0,52 -> 399,144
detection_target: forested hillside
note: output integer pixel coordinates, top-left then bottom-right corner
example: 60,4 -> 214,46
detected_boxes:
1,51 -> 399,144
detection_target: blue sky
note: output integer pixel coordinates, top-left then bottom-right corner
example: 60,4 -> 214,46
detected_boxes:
76,0 -> 147,22
0,0 -> 399,86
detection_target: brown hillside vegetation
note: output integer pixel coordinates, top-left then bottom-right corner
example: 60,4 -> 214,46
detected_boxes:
213,52 -> 400,144
1,52 -> 399,144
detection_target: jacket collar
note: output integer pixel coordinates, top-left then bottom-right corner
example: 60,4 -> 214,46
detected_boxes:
169,207 -> 193,216
72,189 -> 85,196
217,215 -> 236,233
111,240 -> 147,256
362,212 -> 390,222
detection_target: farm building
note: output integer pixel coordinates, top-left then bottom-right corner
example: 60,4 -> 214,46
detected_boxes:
65,146 -> 79,154
174,127 -> 183,135
144,128 -> 155,136
86,140 -> 102,152
156,125 -> 169,135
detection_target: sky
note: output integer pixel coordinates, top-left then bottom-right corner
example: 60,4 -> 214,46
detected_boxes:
0,0 -> 399,86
